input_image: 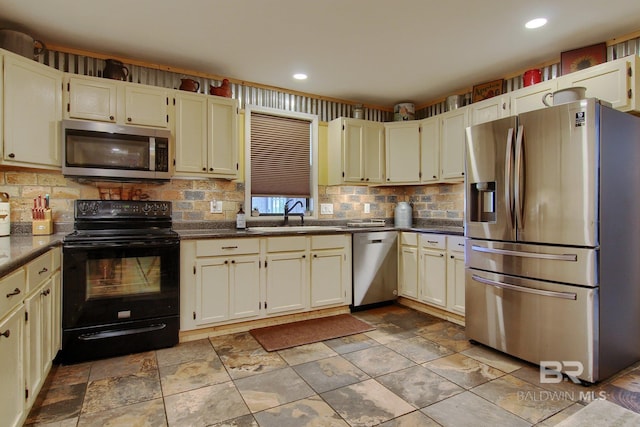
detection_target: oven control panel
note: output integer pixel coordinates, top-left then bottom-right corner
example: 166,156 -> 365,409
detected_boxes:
75,200 -> 172,219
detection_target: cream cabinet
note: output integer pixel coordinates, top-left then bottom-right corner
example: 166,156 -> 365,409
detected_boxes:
469,95 -> 510,125
0,246 -> 61,427
65,74 -> 170,128
174,92 -> 238,178
419,234 -> 447,307
182,238 -> 261,328
446,236 -> 466,315
265,236 -> 308,315
384,121 -> 421,184
181,233 -> 352,333
310,234 -> 351,308
557,55 -> 639,112
66,75 -> 117,122
400,233 -> 465,318
328,117 -> 385,185
420,116 -> 440,183
398,232 -> 419,299
439,108 -> 468,182
509,79 -> 558,115
2,49 -> 62,169
0,304 -> 25,427
0,267 -> 26,427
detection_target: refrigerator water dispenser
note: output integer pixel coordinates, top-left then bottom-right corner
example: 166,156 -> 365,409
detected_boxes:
470,181 -> 496,222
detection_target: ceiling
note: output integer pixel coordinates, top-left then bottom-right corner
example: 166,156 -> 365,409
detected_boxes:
1,0 -> 639,107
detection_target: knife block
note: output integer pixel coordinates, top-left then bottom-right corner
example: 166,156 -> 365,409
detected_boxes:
32,209 -> 53,235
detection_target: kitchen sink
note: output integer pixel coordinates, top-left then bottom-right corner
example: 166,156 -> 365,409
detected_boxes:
248,226 -> 344,233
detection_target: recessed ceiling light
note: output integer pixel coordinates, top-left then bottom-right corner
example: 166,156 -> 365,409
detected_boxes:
293,73 -> 308,80
525,18 -> 547,29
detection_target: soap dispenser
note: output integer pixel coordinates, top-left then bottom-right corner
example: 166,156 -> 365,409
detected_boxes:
236,204 -> 246,229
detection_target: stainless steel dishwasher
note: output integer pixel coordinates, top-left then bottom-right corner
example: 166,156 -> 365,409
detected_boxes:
352,231 -> 398,310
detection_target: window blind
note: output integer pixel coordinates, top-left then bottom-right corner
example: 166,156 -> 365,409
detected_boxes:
250,112 -> 311,197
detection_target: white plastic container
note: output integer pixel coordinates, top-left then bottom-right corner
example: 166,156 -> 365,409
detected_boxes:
394,202 -> 412,228
0,192 -> 9,236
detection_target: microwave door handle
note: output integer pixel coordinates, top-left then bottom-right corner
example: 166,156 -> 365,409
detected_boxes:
505,127 -> 514,228
149,137 -> 156,171
471,274 -> 577,300
514,125 -> 524,229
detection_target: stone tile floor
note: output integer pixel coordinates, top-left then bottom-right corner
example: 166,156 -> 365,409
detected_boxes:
24,304 -> 640,426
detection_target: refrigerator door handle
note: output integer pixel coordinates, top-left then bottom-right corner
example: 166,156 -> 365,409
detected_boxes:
471,245 -> 578,262
514,125 -> 524,229
505,127 -> 515,227
471,274 -> 577,300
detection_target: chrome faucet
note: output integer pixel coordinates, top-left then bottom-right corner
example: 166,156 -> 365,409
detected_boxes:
284,199 -> 304,226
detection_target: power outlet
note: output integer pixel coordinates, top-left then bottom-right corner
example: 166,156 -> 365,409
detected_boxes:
364,203 -> 370,214
320,203 -> 333,215
210,200 -> 223,213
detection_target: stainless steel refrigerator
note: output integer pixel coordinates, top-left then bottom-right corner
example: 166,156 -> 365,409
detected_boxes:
464,98 -> 640,383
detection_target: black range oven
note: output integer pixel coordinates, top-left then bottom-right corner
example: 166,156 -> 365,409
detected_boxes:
61,200 -> 179,363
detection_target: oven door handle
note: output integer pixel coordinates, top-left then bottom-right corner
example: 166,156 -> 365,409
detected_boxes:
64,239 -> 179,249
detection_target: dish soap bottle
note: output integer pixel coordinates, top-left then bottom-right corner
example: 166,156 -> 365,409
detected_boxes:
236,204 -> 246,229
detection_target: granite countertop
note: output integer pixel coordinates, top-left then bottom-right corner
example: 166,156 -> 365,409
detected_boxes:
1,221 -> 464,278
0,233 -> 66,278
177,224 -> 464,239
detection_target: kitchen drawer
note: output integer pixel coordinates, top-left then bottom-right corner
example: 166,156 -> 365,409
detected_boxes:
447,236 -> 465,252
266,236 -> 307,252
26,251 -> 53,292
0,268 -> 25,319
420,233 -> 446,250
196,238 -> 260,257
311,234 -> 347,250
400,232 -> 418,246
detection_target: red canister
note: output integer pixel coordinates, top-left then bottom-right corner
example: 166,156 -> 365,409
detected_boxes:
523,69 -> 542,87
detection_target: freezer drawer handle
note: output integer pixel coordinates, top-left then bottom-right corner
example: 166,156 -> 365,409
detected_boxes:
471,245 -> 577,262
472,275 -> 577,300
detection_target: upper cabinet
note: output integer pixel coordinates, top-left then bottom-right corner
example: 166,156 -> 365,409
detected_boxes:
2,50 -> 63,169
66,75 -> 117,122
65,74 -> 170,128
174,92 -> 238,179
469,95 -> 510,125
509,79 -> 559,116
557,54 -> 639,112
439,107 -> 468,182
328,118 -> 384,185
384,121 -> 421,184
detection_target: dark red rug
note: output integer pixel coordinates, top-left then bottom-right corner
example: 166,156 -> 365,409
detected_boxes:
249,314 -> 375,351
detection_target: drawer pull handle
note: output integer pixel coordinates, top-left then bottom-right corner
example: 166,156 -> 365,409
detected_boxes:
427,240 -> 439,244
41,289 -> 51,296
222,246 -> 238,250
6,288 -> 20,298
0,330 -> 9,338
38,267 -> 49,274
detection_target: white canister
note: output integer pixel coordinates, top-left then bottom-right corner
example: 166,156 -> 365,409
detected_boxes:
0,192 -> 9,236
394,202 -> 412,228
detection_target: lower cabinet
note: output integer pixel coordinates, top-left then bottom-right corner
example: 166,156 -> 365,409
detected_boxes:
180,233 -> 352,332
0,246 -> 61,427
310,235 -> 351,308
265,236 -> 308,315
399,232 -> 465,318
398,233 -> 419,299
0,304 -> 25,427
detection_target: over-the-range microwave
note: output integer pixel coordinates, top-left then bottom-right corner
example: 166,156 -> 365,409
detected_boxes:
62,119 -> 171,180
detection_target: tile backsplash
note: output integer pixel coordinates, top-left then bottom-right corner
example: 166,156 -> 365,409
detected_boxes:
1,169 -> 463,230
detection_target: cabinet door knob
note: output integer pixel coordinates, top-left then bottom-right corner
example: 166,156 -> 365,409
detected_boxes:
0,330 -> 9,338
224,260 -> 228,264
8,153 -> 15,158
209,168 -> 213,171
231,260 -> 236,264
202,167 -> 207,171
302,255 -> 306,258
109,115 -> 114,120
127,117 -> 132,122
